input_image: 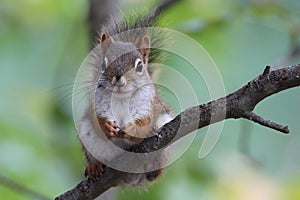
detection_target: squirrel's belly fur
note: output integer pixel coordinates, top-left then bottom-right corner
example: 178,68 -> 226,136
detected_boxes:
95,83 -> 155,128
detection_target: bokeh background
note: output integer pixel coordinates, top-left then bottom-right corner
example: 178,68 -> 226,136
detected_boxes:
1,0 -> 300,199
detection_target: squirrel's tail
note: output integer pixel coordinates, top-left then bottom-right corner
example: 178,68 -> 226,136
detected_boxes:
136,0 -> 181,28
107,0 -> 181,32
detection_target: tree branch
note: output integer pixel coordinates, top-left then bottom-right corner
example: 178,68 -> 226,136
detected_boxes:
242,111 -> 289,133
55,64 -> 300,200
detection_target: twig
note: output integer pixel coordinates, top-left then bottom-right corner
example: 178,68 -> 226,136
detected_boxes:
55,64 -> 300,200
243,111 -> 289,133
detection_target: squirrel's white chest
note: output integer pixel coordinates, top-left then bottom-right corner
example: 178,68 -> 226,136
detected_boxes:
110,98 -> 140,125
96,88 -> 154,127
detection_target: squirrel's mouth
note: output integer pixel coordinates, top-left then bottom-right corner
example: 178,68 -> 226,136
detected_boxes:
111,86 -> 132,94
115,87 -> 123,93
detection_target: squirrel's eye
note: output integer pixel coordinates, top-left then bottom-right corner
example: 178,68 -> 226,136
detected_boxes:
101,57 -> 108,72
135,58 -> 143,74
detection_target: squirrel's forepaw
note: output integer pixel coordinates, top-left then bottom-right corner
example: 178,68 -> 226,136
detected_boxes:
84,162 -> 104,181
120,122 -> 138,139
103,120 -> 119,139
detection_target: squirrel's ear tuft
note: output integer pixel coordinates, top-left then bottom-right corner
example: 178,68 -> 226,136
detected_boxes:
136,34 -> 151,63
100,26 -> 114,52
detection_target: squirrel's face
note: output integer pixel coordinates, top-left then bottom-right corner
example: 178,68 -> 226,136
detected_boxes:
97,41 -> 151,95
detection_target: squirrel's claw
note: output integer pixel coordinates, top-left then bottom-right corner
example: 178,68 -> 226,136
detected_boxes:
103,120 -> 119,139
104,120 -> 118,132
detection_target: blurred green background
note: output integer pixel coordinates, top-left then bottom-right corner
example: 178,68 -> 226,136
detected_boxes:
1,0 -> 300,199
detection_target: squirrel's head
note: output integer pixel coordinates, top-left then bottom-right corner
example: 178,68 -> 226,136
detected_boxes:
97,27 -> 153,95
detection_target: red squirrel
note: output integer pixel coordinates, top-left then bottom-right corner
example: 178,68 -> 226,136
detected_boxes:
78,7 -> 173,186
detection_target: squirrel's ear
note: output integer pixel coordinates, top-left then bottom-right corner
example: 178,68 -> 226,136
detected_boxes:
136,34 -> 151,63
100,26 -> 114,43
100,27 -> 114,51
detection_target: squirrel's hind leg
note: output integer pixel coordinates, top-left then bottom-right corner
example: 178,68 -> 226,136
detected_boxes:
83,146 -> 105,181
85,162 -> 104,181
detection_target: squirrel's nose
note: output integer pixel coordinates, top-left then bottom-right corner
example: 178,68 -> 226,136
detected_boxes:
115,75 -> 121,82
112,75 -> 126,87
